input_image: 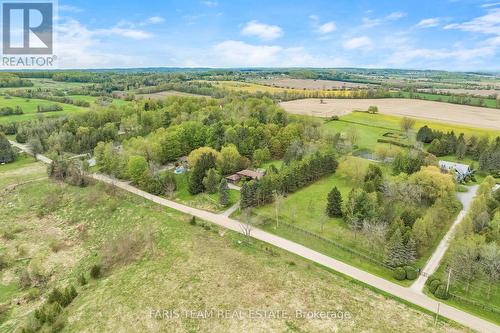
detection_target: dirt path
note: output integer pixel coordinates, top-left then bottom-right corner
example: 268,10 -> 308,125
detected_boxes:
411,186 -> 479,293
9,143 -> 500,333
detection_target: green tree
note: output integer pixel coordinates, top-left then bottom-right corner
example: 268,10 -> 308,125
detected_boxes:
217,144 -> 241,175
203,168 -> 220,194
0,132 -> 16,164
368,105 -> 378,114
363,164 -> 383,193
188,153 -> 216,195
127,155 -> 148,184
252,147 -> 271,167
384,229 -> 407,267
219,178 -> 230,207
326,187 -> 343,218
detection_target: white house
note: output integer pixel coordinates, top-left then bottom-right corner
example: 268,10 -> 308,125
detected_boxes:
439,161 -> 472,182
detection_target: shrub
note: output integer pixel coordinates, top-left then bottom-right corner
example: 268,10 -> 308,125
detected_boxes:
434,284 -> 450,299
429,279 -> 442,294
77,273 -> 87,286
90,264 -> 101,279
404,266 -> 418,280
26,288 -> 40,301
393,267 -> 406,280
47,288 -> 64,305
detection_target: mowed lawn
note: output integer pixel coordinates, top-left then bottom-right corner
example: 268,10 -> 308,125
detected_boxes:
172,172 -> 240,212
251,157 -> 410,283
0,96 -> 87,123
322,112 -> 498,153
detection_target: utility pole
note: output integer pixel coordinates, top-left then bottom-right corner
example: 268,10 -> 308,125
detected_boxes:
446,269 -> 452,294
434,303 -> 440,326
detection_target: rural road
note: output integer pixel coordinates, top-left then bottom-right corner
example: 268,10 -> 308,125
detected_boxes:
411,185 -> 479,293
10,141 -> 500,333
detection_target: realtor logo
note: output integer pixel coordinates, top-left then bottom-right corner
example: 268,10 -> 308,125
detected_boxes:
2,1 -> 53,54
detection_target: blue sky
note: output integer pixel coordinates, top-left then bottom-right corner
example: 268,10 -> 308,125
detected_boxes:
51,0 -> 500,70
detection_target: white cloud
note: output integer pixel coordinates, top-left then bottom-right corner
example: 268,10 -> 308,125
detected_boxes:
386,11 -> 407,20
241,20 -> 283,41
59,5 -> 83,13
204,40 -> 348,67
416,18 -> 440,28
444,8 -> 500,35
343,36 -> 372,49
94,27 -> 151,39
145,16 -> 165,24
54,19 -> 141,68
309,16 -> 336,35
362,11 -> 406,28
212,40 -> 282,66
317,22 -> 337,34
481,2 -> 500,8
201,1 -> 218,7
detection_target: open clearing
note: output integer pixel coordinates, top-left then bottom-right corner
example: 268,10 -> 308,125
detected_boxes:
0,96 -> 87,124
256,78 -> 371,90
280,98 -> 500,130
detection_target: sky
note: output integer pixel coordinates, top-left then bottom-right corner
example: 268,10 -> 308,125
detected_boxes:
45,0 -> 500,70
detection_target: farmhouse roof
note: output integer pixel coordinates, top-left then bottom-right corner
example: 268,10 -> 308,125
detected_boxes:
439,161 -> 470,175
236,169 -> 266,180
226,174 -> 241,182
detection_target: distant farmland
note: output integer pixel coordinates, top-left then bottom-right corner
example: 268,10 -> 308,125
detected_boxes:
280,98 -> 500,130
136,90 -> 210,99
257,78 -> 372,90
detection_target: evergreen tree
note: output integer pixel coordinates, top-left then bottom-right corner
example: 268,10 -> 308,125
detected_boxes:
326,186 -> 343,217
363,164 -> 383,192
416,125 -> 434,143
405,236 -> 417,265
0,132 -> 16,164
240,182 -> 252,209
456,133 -> 467,160
188,153 -> 216,195
384,228 -> 407,267
219,178 -> 230,207
203,168 -> 220,194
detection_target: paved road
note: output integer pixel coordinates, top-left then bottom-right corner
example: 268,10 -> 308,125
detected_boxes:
411,185 -> 479,293
9,141 -> 500,333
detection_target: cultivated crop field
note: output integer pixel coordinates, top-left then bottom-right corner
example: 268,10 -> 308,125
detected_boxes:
256,78 -> 372,90
419,88 -> 499,97
280,98 -> 500,130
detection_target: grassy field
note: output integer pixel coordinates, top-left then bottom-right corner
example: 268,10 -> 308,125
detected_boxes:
66,95 -> 129,107
0,96 -> 87,124
0,78 -> 93,91
0,154 -> 47,189
0,160 -> 466,332
172,172 -> 240,212
401,91 -> 499,109
322,113 -> 498,152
